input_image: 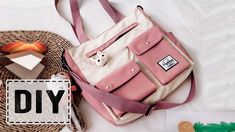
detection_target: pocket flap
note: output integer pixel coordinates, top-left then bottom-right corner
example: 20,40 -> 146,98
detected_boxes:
95,61 -> 140,92
128,27 -> 163,55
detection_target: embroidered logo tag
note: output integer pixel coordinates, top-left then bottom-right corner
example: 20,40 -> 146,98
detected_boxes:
158,55 -> 178,71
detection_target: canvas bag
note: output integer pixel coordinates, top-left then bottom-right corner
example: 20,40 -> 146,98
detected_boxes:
63,0 -> 196,125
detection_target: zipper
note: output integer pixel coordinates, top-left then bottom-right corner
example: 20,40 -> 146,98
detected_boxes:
85,22 -> 139,58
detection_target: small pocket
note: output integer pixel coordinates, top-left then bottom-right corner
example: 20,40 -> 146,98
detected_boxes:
95,61 -> 156,117
128,27 -> 190,85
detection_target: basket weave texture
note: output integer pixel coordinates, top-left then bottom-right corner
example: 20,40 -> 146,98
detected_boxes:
0,31 -> 79,131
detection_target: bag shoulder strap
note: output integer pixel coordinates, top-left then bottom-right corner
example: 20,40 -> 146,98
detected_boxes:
69,69 -> 195,116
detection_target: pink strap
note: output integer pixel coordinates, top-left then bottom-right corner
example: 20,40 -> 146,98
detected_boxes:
69,69 -> 195,115
99,0 -> 124,23
69,0 -> 89,43
69,71 -> 151,114
55,0 -> 88,43
151,72 -> 196,114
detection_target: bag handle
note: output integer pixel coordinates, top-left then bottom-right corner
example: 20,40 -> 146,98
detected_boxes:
99,0 -> 124,23
56,0 -> 169,44
55,0 -> 124,43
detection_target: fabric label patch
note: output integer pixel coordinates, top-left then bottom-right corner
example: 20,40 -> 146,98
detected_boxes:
158,55 -> 178,71
6,79 -> 71,124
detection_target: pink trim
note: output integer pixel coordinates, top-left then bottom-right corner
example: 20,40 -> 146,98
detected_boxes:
85,22 -> 139,58
128,27 -> 163,56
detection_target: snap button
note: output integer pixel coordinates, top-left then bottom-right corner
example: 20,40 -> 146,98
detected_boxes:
145,41 -> 150,45
106,85 -> 111,89
131,68 -> 135,72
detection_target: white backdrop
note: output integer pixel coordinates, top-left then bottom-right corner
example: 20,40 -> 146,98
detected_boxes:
0,0 -> 235,131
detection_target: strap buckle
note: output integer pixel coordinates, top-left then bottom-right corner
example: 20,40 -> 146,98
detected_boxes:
145,104 -> 155,116
61,50 -> 71,71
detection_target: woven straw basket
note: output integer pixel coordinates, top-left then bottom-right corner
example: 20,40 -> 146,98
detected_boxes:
0,31 -> 82,131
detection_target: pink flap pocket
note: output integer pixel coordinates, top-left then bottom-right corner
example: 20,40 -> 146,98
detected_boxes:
128,27 -> 163,55
95,61 -> 156,117
128,27 -> 190,85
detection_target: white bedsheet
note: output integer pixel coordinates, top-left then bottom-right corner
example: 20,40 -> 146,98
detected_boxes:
0,0 -> 234,131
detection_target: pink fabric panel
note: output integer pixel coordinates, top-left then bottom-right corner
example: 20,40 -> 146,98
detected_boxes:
112,71 -> 156,116
127,27 -> 190,85
95,61 -> 140,92
95,61 -> 156,117
136,39 -> 190,85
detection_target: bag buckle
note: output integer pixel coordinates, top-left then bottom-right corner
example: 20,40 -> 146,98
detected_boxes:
145,104 -> 155,116
61,50 -> 71,71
